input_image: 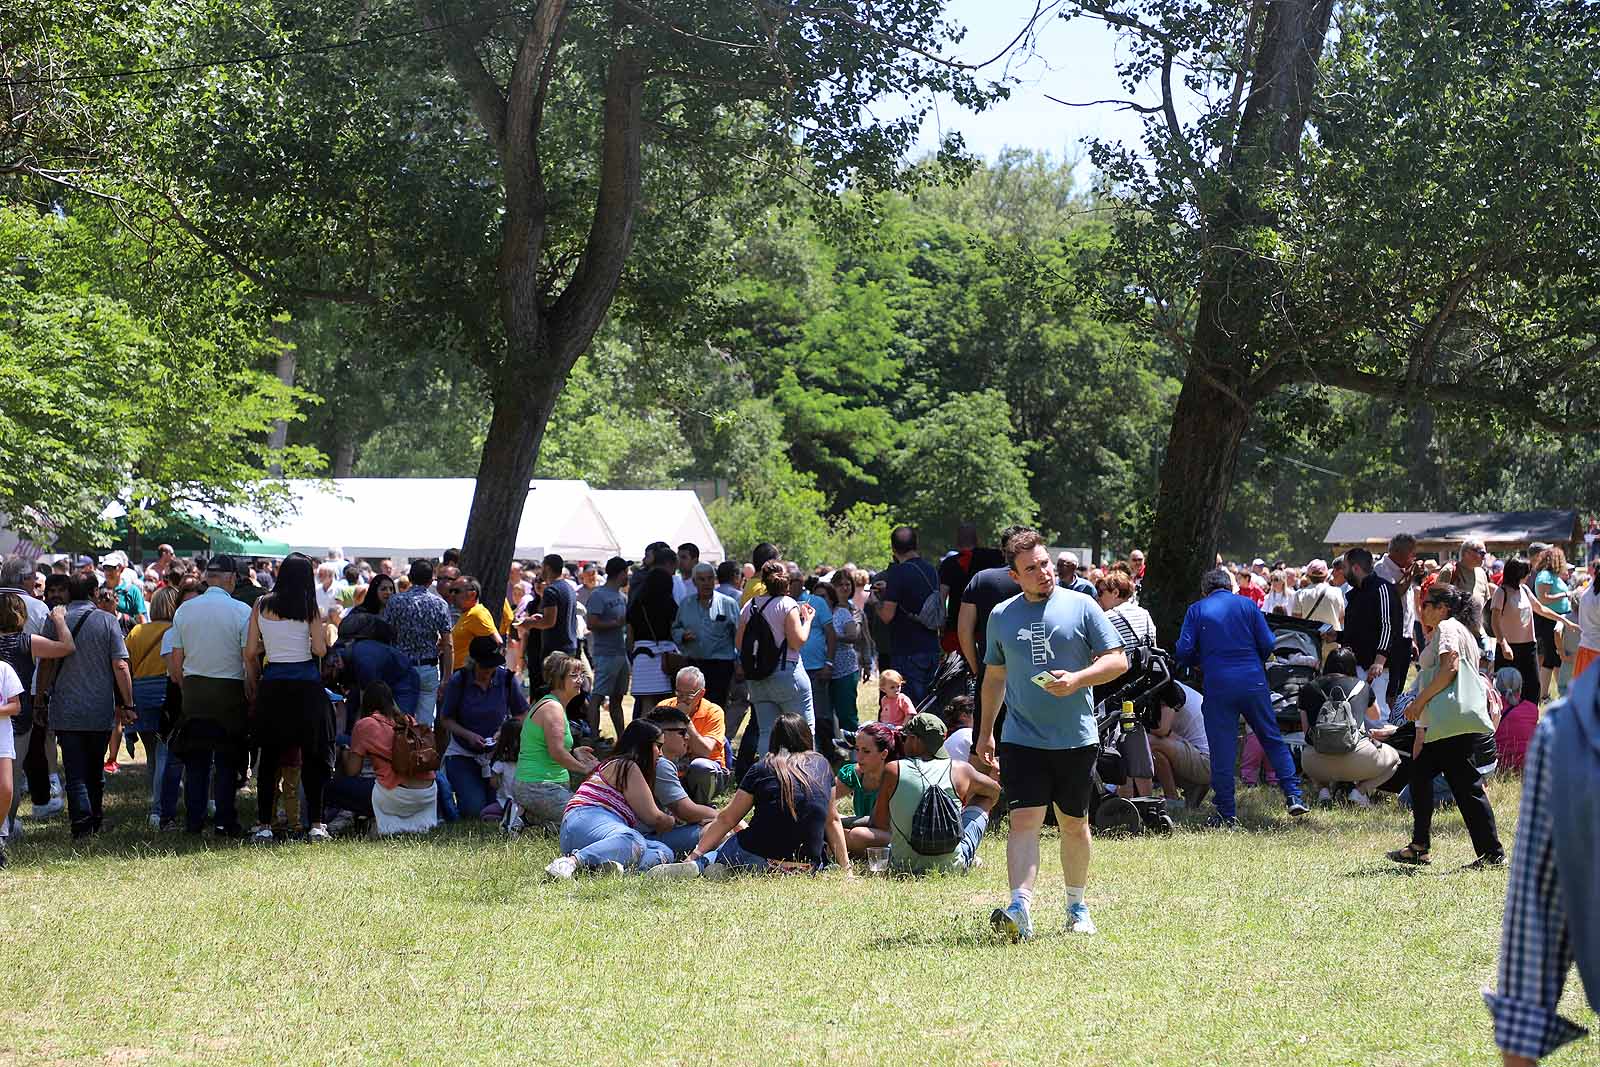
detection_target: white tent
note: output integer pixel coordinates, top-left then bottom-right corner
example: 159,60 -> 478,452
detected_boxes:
590,488 -> 725,565
234,479 -> 620,562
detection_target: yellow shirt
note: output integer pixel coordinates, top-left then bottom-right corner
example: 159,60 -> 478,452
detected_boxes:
739,579 -> 767,607
654,696 -> 726,767
125,621 -> 171,680
452,602 -> 499,667
498,599 -> 515,636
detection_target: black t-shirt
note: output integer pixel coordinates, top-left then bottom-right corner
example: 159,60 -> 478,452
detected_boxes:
540,579 -> 577,658
735,753 -> 833,866
938,548 -> 1004,633
626,568 -> 677,643
882,557 -> 941,658
1296,674 -> 1373,732
961,566 -> 1022,660
0,631 -> 33,734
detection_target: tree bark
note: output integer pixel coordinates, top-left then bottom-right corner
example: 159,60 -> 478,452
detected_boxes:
1142,373 -> 1253,642
459,367 -> 562,588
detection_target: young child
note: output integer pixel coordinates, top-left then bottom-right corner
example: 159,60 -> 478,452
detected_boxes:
486,713 -> 525,832
877,670 -> 915,727
942,694 -> 975,763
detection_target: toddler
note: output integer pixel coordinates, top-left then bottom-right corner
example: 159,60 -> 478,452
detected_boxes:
877,670 -> 915,727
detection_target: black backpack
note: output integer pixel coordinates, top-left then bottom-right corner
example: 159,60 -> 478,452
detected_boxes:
740,597 -> 787,681
903,760 -> 962,855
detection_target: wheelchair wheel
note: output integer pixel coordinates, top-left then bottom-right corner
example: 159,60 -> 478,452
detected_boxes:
1091,794 -> 1142,836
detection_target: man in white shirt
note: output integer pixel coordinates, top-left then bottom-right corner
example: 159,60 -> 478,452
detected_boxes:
1294,559 -> 1346,630
1147,681 -> 1212,810
169,555 -> 253,835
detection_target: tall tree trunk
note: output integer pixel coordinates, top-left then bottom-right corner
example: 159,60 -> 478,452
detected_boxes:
458,368 -> 561,591
1142,373 -> 1253,642
267,334 -> 297,477
332,437 -> 356,479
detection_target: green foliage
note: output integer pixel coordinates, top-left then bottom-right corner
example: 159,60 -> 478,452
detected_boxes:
890,390 -> 1038,550
0,206 -> 319,543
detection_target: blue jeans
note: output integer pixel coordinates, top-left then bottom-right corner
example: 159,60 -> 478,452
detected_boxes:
647,821 -> 705,858
559,803 -> 672,870
183,746 -> 242,833
1203,681 -> 1301,819
748,662 -> 814,755
443,755 -> 492,819
153,742 -> 185,823
56,729 -> 111,837
413,663 -> 441,727
698,830 -> 773,872
898,649 -> 941,706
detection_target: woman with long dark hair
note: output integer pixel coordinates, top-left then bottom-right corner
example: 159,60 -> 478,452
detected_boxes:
1387,583 -> 1504,867
659,713 -> 848,877
244,552 -> 335,842
1490,557 -> 1570,704
544,720 -> 675,878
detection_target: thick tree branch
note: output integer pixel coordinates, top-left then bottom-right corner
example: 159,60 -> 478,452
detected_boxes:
549,38 -> 644,352
1301,362 -> 1600,434
416,0 -> 508,149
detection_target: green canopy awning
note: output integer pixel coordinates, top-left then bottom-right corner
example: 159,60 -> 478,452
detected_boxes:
113,512 -> 290,560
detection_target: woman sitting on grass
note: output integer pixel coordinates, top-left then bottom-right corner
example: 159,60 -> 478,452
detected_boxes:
513,651 -> 598,832
833,721 -> 899,855
649,713 -> 849,878
344,681 -> 439,837
544,720 -> 675,879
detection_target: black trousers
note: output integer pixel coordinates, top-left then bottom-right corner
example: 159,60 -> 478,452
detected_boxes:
254,679 -> 335,828
1410,732 -> 1501,856
1493,641 -> 1541,703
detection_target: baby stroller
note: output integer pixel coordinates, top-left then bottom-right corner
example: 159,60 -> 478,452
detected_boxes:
914,651 -> 975,719
1265,614 -> 1324,734
1087,645 -> 1181,836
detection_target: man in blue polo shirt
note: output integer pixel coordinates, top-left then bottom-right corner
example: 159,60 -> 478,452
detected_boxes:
975,529 -> 1127,943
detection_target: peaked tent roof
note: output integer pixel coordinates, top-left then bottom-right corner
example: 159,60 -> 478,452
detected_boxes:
239,479 -> 621,561
1323,510 -> 1580,548
590,488 -> 725,565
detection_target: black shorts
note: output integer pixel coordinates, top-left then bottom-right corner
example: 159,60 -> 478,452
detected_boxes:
1534,614 -> 1562,669
999,742 -> 1098,818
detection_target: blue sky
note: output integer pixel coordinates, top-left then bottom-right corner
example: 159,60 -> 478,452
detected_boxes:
895,0 -> 1155,165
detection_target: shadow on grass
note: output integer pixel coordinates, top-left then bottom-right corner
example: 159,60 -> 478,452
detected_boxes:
1341,861 -> 1439,879
867,926 -> 1022,952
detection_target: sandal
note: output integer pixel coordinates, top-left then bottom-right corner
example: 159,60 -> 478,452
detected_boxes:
1386,844 -> 1431,865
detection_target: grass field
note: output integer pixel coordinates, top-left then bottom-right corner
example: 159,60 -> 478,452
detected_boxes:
3,748 -> 1595,1067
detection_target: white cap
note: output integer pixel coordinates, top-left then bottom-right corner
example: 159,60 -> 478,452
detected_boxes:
1057,551 -> 1080,566
1252,557 -> 1266,567
98,551 -> 129,568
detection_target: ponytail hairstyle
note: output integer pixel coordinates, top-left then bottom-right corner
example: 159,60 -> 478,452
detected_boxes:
759,559 -> 789,599
1424,581 -> 1472,627
764,712 -> 827,819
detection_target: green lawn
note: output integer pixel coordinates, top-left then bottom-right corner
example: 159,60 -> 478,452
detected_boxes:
2,756 -> 1594,1067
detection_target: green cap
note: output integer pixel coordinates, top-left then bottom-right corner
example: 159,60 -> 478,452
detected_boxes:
903,712 -> 949,759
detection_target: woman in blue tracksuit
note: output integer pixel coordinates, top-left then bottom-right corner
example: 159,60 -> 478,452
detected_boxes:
1175,568 -> 1308,826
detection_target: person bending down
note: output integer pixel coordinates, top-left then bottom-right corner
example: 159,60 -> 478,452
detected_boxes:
871,712 -> 998,874
1146,680 -> 1212,811
544,721 -> 676,879
834,721 -> 900,856
648,713 -> 850,878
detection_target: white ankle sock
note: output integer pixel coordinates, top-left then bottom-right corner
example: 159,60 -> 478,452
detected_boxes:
1010,888 -> 1032,912
1065,885 -> 1086,909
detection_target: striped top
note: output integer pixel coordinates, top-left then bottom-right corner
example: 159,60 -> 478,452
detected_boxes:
563,761 -> 638,828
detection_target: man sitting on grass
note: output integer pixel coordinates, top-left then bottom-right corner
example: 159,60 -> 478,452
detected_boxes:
646,706 -> 719,856
1147,681 -> 1212,811
870,712 -> 999,873
651,666 -> 728,803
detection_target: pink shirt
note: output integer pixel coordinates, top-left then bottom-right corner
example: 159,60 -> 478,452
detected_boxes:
1494,699 -> 1539,773
878,692 -> 916,727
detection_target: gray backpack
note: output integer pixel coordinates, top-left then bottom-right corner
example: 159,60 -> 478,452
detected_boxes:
1310,680 -> 1364,755
910,565 -> 944,631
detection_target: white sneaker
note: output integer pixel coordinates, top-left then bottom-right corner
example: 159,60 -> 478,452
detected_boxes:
34,797 -> 64,818
1317,787 -> 1332,804
592,860 -> 626,878
544,855 -> 579,880
148,813 -> 163,829
250,826 -> 276,843
1348,788 -> 1373,807
306,825 -> 332,842
645,860 -> 701,880
1067,902 -> 1098,935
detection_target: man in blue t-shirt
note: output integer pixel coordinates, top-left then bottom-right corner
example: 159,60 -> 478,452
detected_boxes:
876,526 -> 943,705
974,529 -> 1127,943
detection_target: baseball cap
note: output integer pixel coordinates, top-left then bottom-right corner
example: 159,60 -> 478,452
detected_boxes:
903,712 -> 949,759
205,553 -> 238,574
1306,559 -> 1328,578
605,556 -> 634,578
467,634 -> 505,668
98,551 -> 129,569
74,555 -> 95,568
1252,558 -> 1266,567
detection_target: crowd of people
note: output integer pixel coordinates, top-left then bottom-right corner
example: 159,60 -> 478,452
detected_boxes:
0,521 -> 1594,1064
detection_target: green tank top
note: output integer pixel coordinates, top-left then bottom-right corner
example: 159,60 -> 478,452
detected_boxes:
516,697 -> 573,785
888,757 -> 962,873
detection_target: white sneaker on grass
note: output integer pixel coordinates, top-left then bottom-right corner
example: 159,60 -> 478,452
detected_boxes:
1348,788 -> 1373,807
645,861 -> 701,880
1067,902 -> 1097,935
306,825 -> 332,842
34,797 -> 63,818
592,860 -> 626,878
701,862 -> 734,881
250,826 -> 275,843
544,855 -> 579,880
990,902 -> 1033,943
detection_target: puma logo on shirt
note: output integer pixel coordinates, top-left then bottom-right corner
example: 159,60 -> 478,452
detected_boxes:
1017,623 -> 1060,666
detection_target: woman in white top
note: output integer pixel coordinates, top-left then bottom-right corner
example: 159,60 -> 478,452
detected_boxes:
1489,557 -> 1570,704
1387,583 -> 1503,868
1575,558 -> 1600,680
1263,570 -> 1296,616
245,552 -> 335,842
735,559 -> 815,756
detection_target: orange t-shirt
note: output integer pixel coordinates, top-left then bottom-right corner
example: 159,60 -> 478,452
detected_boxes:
655,696 -> 726,766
